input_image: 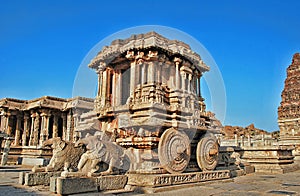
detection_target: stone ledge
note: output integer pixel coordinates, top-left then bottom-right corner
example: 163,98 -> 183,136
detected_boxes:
55,175 -> 128,195
127,170 -> 230,187
19,171 -> 61,186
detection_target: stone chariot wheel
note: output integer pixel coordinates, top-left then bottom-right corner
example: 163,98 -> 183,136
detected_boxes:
196,134 -> 219,171
158,128 -> 191,174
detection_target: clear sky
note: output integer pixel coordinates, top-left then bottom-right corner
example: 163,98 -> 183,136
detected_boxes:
1,0 -> 300,132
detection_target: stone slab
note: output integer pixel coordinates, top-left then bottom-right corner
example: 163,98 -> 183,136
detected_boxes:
56,175 -> 128,195
21,157 -> 47,166
127,170 -> 230,187
21,171 -> 61,186
57,177 -> 97,195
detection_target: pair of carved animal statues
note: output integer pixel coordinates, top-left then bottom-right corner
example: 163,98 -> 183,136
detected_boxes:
32,132 -> 129,176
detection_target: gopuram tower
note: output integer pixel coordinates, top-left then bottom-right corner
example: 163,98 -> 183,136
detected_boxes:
87,32 -> 221,174
278,53 -> 300,144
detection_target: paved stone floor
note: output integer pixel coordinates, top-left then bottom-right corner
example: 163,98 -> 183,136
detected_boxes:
1,166 -> 300,195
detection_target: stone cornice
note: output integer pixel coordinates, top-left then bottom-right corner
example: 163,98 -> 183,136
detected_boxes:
0,96 -> 94,112
88,31 -> 209,72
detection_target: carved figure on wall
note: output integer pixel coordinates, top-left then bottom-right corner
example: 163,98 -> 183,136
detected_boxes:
32,137 -> 85,172
74,132 -> 130,176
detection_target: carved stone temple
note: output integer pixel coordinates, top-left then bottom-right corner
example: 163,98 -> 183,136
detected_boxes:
0,96 -> 93,162
278,53 -> 300,161
86,31 -> 222,175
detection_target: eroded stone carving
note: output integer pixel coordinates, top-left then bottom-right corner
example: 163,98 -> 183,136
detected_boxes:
75,133 -> 130,176
32,137 -> 85,172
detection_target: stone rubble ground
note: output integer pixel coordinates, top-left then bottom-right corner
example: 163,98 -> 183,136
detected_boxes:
1,166 -> 300,196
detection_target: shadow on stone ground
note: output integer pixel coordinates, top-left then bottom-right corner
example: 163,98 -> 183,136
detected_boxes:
1,166 -> 300,195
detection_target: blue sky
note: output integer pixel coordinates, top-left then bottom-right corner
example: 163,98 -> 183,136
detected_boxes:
1,0 -> 300,132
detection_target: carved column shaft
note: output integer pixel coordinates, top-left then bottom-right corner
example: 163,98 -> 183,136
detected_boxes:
33,113 -> 40,146
29,114 -> 35,146
62,113 -> 67,141
130,62 -> 136,96
188,74 -> 192,93
116,71 -> 122,106
106,69 -> 112,104
66,111 -> 73,142
14,114 -> 22,146
53,114 -> 59,138
175,62 -> 180,90
112,72 -> 116,106
97,70 -> 103,98
101,70 -> 108,106
135,62 -> 141,86
147,62 -> 155,83
0,115 -> 6,131
22,114 -> 30,146
39,112 -> 50,145
6,112 -> 12,136
156,62 -> 162,84
197,76 -> 201,97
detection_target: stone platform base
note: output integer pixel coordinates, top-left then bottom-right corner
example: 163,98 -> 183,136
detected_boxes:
240,146 -> 297,174
127,170 -> 230,188
52,175 -> 128,195
19,171 -> 61,186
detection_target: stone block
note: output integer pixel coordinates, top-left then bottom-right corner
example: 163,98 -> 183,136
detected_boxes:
55,175 -> 128,195
243,165 -> 255,174
97,175 -> 127,190
22,157 -> 47,166
23,171 -> 61,186
49,177 -> 58,193
56,177 -> 98,195
19,172 -> 25,184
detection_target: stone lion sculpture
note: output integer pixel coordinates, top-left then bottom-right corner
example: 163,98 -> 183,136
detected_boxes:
32,137 -> 85,172
74,132 -> 130,176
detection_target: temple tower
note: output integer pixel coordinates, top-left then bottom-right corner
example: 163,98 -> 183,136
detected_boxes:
278,53 -> 300,142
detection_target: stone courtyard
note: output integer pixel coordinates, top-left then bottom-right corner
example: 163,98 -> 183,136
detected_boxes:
0,32 -> 299,195
1,165 -> 300,195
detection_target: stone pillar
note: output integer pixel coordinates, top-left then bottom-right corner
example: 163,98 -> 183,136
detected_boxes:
22,113 -> 30,146
135,62 -> 141,86
180,72 -> 186,91
130,62 -> 136,96
39,111 -> 50,145
156,62 -> 162,84
174,58 -> 181,90
188,74 -> 192,93
147,62 -> 155,84
6,112 -> 12,136
32,113 -> 40,146
29,113 -> 35,146
53,114 -> 59,138
101,70 -> 108,106
141,63 -> 147,85
66,110 -> 73,142
197,76 -> 201,97
0,114 -> 6,132
240,135 -> 244,147
14,114 -> 22,146
116,71 -> 122,106
106,69 -> 112,104
97,69 -> 103,98
248,135 -> 251,147
234,134 -> 238,146
62,113 -> 67,141
112,72 -> 117,106
72,112 -> 80,142
1,138 -> 11,166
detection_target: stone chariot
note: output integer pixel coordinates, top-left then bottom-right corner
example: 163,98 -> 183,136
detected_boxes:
88,31 -> 221,174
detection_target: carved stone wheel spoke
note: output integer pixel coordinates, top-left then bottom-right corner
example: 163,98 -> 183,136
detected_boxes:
158,128 -> 191,174
196,134 -> 219,171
